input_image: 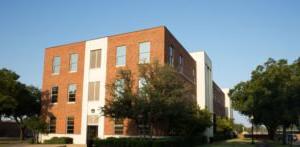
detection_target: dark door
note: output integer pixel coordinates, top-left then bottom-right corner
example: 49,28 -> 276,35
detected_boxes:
87,125 -> 98,147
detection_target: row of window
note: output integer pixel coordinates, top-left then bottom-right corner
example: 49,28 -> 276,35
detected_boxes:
116,42 -> 151,66
49,116 -> 124,135
51,84 -> 76,103
50,81 -> 100,103
51,42 -> 151,74
52,53 -> 78,74
49,116 -> 74,134
114,119 -> 150,135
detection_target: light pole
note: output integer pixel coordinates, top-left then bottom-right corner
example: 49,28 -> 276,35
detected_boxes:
250,115 -> 254,144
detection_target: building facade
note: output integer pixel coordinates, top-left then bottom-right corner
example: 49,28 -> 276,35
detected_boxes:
213,82 -> 226,118
40,26 -> 224,144
222,88 -> 234,119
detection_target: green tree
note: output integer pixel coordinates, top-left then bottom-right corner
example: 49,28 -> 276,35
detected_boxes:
0,68 -> 41,140
215,117 -> 233,134
102,62 -> 211,137
233,123 -> 245,134
0,68 -> 19,120
24,116 -> 47,143
229,58 -> 300,141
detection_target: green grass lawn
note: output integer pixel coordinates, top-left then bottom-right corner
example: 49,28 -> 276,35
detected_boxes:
198,138 -> 291,147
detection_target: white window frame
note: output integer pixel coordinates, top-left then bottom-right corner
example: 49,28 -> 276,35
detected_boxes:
52,56 -> 61,74
68,84 -> 76,102
69,53 -> 78,72
66,116 -> 74,134
51,86 -> 58,103
116,46 -> 126,67
139,42 -> 150,64
168,46 -> 174,66
88,81 -> 100,101
90,49 -> 101,69
49,116 -> 56,133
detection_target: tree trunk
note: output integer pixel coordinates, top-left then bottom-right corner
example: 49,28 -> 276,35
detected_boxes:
19,126 -> 25,140
14,116 -> 25,140
266,127 -> 276,140
282,126 -> 287,145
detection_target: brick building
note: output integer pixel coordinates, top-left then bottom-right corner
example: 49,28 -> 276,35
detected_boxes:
40,26 -> 229,144
213,81 -> 226,117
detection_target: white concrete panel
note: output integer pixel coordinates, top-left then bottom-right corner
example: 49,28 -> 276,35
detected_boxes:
83,37 -> 108,141
222,88 -> 234,119
190,51 -> 214,138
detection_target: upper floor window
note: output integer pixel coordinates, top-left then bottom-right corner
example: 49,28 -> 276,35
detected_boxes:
116,46 -> 126,66
138,78 -> 146,90
68,84 -> 76,102
90,49 -> 101,69
168,47 -> 174,66
52,56 -> 61,74
70,54 -> 78,72
178,55 -> 183,72
115,79 -> 125,97
49,116 -> 56,133
138,78 -> 146,96
88,81 -> 100,101
193,68 -> 196,83
51,86 -> 58,103
139,42 -> 150,64
66,116 -> 74,134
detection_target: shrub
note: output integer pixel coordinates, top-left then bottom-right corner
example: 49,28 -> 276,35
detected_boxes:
43,137 -> 73,144
93,137 -> 207,147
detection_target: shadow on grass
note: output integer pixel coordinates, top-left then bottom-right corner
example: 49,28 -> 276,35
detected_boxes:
198,138 -> 257,147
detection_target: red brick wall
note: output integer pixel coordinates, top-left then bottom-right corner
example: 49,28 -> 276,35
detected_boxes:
104,26 -> 197,135
213,82 -> 226,117
164,28 -> 196,85
41,42 -> 85,134
104,26 -> 166,135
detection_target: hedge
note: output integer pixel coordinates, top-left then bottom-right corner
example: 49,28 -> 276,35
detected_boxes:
43,137 -> 73,144
92,136 -> 207,147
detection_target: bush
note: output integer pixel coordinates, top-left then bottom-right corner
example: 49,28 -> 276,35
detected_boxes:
212,132 -> 235,142
93,137 -> 207,147
43,137 -> 73,144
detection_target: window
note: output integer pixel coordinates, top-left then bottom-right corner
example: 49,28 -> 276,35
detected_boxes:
51,86 -> 58,103
139,42 -> 150,64
178,55 -> 183,72
116,46 -> 126,66
115,79 -> 125,97
168,47 -> 174,66
88,81 -> 100,101
49,116 -> 56,133
68,84 -> 76,102
90,49 -> 101,69
193,68 -> 196,83
66,117 -> 74,134
52,56 -> 61,74
138,124 -> 150,135
138,78 -> 146,89
70,54 -> 78,72
114,119 -> 123,135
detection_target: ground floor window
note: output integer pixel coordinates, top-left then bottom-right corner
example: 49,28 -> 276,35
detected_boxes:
138,124 -> 150,135
114,119 -> 124,135
66,116 -> 74,134
49,116 -> 56,133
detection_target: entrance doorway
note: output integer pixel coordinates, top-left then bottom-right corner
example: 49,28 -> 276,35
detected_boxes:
87,125 -> 98,147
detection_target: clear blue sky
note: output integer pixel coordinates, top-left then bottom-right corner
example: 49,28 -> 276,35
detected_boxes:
1,0 -> 300,127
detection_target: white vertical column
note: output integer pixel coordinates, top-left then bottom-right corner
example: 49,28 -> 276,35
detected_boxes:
81,37 -> 108,144
190,51 -> 214,138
